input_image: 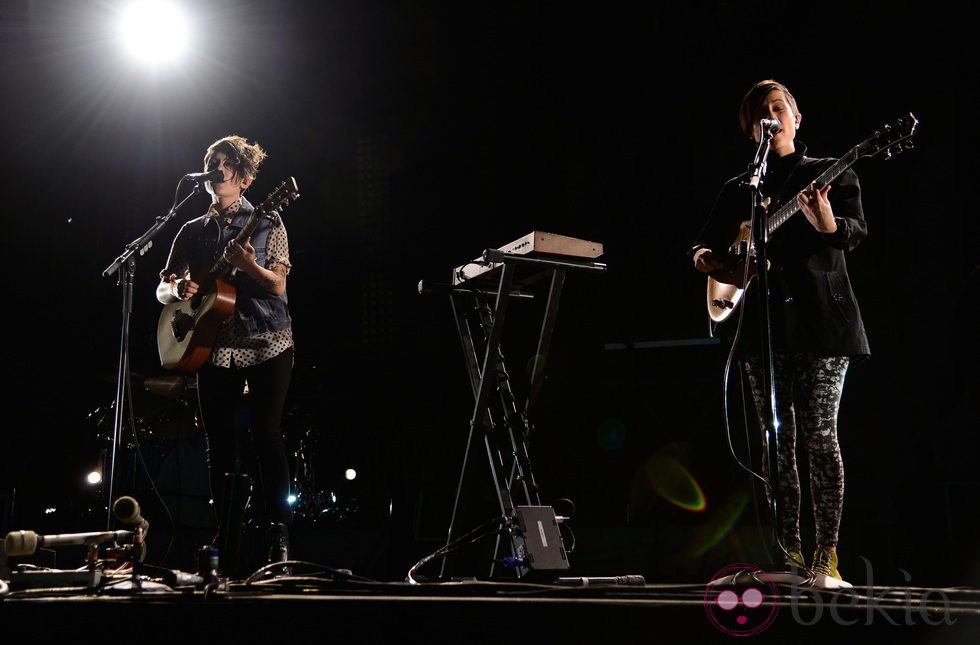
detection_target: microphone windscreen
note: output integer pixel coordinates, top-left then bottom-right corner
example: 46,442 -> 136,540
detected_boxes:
112,496 -> 140,524
3,530 -> 39,557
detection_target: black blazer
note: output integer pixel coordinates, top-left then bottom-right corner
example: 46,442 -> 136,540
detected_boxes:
690,143 -> 871,361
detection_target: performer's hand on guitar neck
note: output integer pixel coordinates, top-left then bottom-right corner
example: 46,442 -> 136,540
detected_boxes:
693,247 -> 727,274
797,182 -> 838,234
223,235 -> 288,296
223,237 -> 257,270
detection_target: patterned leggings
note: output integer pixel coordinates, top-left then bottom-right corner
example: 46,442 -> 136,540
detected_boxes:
742,353 -> 850,551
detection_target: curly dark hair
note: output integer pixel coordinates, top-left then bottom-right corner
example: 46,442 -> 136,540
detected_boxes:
737,79 -> 798,140
203,134 -> 267,182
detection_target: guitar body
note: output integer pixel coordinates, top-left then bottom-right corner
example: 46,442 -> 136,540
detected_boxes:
707,275 -> 747,324
157,278 -> 236,374
706,221 -> 761,324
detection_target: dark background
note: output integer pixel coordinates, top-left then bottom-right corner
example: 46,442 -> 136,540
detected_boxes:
2,1 -> 977,585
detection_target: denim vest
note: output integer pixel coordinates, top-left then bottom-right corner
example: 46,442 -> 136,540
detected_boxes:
187,197 -> 292,337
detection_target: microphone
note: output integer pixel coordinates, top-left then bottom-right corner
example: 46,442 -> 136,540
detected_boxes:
3,529 -> 134,557
760,118 -> 781,134
113,496 -> 150,537
183,169 -> 224,183
556,574 -> 647,586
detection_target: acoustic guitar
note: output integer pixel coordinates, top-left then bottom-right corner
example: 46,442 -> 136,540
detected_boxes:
157,177 -> 300,373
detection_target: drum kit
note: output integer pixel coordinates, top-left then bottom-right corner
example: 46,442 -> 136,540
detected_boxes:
75,374 -> 208,528
281,407 -> 346,525
80,374 -> 359,525
83,373 -> 340,527
140,375 -> 202,440
84,374 -> 199,447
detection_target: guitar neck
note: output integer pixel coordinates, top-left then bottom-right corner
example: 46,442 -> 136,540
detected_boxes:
198,211 -> 269,288
766,146 -> 861,236
192,177 -> 299,290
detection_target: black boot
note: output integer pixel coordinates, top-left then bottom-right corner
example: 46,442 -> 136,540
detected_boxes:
267,522 -> 291,577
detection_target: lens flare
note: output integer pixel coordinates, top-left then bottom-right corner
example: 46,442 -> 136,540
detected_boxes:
638,452 -> 706,512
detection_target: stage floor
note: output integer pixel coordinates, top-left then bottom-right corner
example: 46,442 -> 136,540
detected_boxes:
4,508 -> 980,643
3,560 -> 979,643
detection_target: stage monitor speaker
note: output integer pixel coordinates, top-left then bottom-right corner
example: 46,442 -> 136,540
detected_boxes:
515,505 -> 569,573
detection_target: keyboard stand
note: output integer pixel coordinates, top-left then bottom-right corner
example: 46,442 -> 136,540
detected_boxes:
424,249 -> 606,580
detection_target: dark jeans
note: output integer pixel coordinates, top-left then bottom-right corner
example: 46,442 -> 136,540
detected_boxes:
197,347 -> 294,530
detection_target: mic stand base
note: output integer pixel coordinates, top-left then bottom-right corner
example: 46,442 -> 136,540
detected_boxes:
707,569 -> 854,590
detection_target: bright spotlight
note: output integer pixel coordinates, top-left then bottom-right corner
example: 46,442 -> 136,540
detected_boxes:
86,470 -> 103,486
344,468 -> 357,481
118,1 -> 190,66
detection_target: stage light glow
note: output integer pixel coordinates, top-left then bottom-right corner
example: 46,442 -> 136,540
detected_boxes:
84,448 -> 106,488
344,468 -> 357,481
118,1 -> 190,66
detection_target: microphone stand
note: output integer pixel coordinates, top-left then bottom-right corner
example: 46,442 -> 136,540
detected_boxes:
745,122 -> 782,557
100,179 -> 208,530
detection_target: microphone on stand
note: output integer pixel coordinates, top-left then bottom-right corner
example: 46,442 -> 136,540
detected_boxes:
760,118 -> 782,134
183,169 -> 224,184
113,495 -> 150,562
113,496 -> 149,537
748,119 -> 782,189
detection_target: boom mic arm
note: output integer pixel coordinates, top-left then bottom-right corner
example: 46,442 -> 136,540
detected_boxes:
3,529 -> 134,557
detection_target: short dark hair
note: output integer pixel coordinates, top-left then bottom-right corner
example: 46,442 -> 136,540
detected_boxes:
738,80 -> 798,139
204,134 -> 267,182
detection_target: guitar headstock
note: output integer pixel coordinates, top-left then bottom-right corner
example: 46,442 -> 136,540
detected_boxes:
857,113 -> 918,161
256,177 -> 300,217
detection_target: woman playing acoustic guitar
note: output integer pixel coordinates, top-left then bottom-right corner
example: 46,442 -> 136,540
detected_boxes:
156,134 -> 295,581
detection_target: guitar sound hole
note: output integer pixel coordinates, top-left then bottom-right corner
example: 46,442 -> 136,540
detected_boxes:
170,311 -> 196,341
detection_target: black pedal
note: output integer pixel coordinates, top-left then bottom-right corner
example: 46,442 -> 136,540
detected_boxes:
515,505 -> 569,574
